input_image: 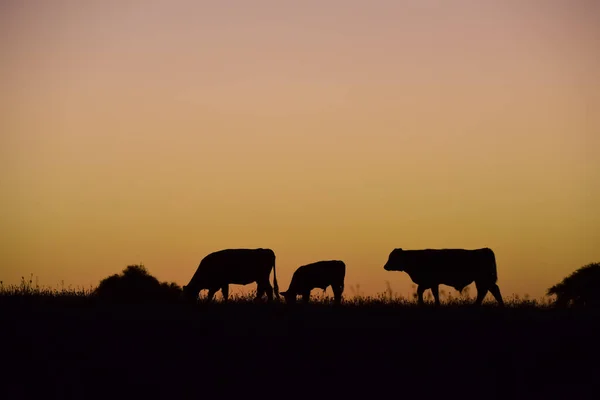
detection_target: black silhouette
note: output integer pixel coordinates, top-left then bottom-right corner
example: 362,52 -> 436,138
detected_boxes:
4,260 -> 600,400
383,248 -> 504,306
280,260 -> 346,304
547,262 -> 600,308
94,264 -> 182,304
181,248 -> 279,302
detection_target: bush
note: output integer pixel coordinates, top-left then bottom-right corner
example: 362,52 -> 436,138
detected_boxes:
94,265 -> 182,304
547,262 -> 600,308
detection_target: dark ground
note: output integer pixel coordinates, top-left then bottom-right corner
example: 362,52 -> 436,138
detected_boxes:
2,298 -> 599,400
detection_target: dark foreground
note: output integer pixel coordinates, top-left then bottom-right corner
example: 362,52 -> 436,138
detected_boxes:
2,298 -> 600,400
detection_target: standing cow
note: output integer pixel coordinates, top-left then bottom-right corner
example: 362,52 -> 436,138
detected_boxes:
383,248 -> 504,306
280,260 -> 346,304
182,248 -> 279,303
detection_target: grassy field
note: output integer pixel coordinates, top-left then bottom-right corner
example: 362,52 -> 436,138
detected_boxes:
2,283 -> 599,400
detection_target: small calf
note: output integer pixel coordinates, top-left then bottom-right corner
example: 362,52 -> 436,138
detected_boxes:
280,260 -> 346,304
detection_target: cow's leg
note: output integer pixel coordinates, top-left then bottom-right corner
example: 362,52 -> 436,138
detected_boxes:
416,286 -> 426,305
221,285 -> 229,302
256,280 -> 274,302
489,284 -> 504,306
255,286 -> 265,301
207,288 -> 218,302
474,282 -> 489,306
332,285 -> 343,305
431,285 -> 441,306
301,291 -> 311,303
263,283 -> 274,302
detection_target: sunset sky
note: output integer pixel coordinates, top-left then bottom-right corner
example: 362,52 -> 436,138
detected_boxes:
1,0 -> 598,300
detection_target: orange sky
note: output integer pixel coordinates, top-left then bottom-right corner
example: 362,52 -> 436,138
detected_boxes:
1,0 -> 599,300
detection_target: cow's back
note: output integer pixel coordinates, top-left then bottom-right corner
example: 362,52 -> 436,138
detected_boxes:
198,248 -> 274,286
293,260 -> 345,291
405,248 -> 497,287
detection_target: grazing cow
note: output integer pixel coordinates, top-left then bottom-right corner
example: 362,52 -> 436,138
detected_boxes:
383,248 -> 504,306
280,260 -> 346,304
181,248 -> 279,302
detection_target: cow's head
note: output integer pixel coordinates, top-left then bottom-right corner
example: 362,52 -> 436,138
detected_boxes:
383,248 -> 404,271
279,290 -> 297,304
180,285 -> 197,303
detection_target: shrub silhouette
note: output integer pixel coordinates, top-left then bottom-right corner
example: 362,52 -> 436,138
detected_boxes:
94,264 -> 182,304
547,262 -> 600,308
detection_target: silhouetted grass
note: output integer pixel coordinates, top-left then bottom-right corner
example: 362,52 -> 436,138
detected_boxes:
0,274 -> 93,307
0,280 -> 549,306
1,279 -> 599,400
0,277 -> 570,311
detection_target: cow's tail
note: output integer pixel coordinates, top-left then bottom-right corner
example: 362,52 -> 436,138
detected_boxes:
272,254 -> 280,299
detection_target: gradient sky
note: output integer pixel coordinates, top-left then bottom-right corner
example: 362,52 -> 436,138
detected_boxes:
1,0 -> 599,300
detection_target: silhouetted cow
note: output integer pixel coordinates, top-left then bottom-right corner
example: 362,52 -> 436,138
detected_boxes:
280,260 -> 346,304
182,248 -> 279,302
383,248 -> 504,306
